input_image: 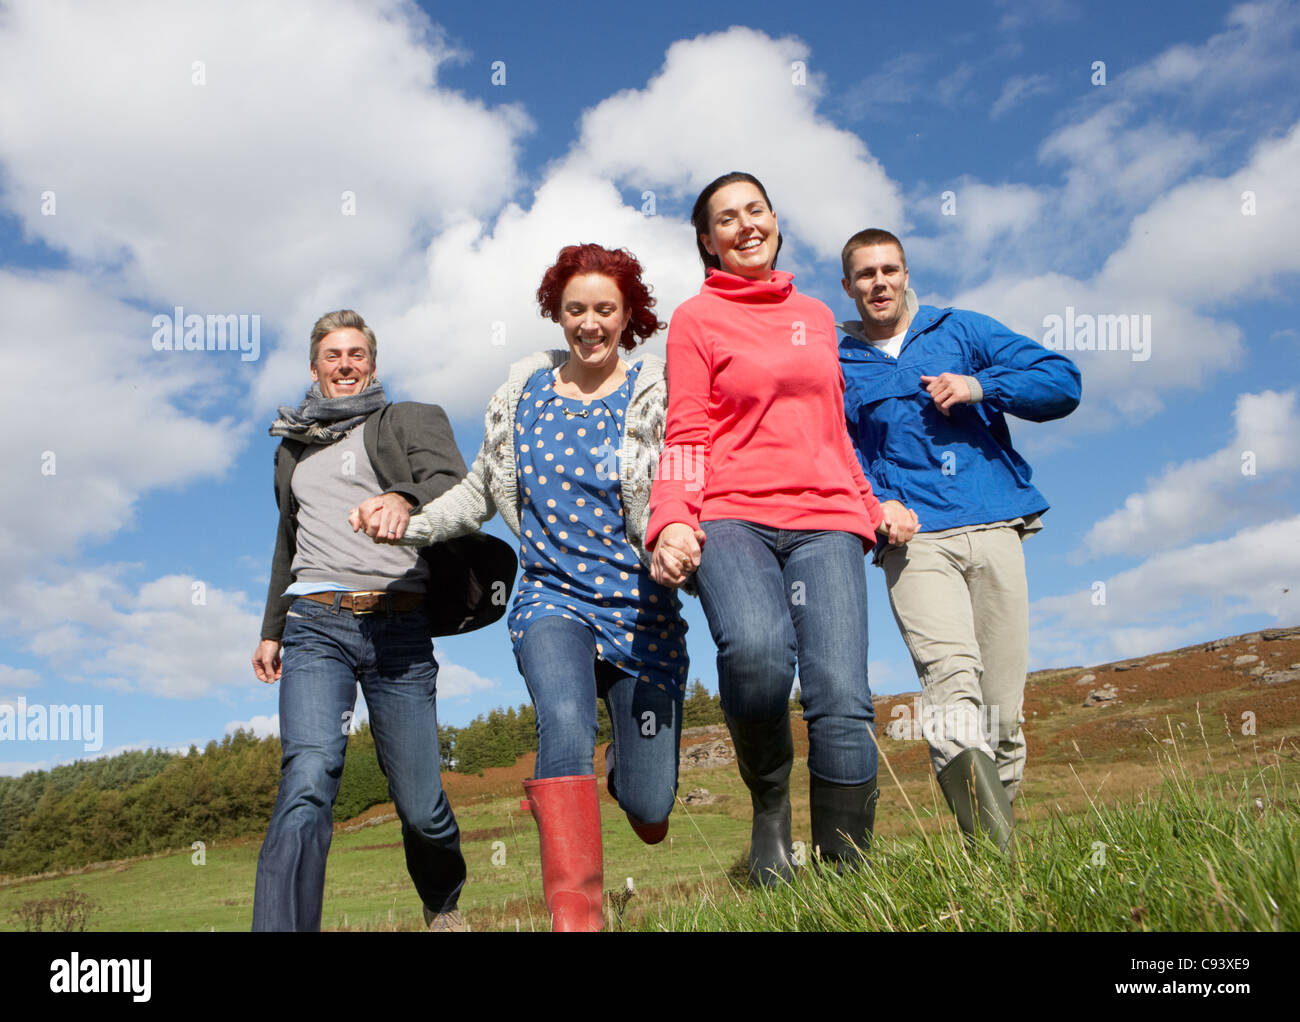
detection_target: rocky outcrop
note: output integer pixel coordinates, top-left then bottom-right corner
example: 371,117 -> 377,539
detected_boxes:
682,739 -> 735,769
1084,683 -> 1121,706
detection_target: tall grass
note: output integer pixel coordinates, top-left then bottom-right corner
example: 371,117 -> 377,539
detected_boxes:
640,716 -> 1299,932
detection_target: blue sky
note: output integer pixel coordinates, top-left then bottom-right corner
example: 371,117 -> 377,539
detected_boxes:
3,0 -> 1298,775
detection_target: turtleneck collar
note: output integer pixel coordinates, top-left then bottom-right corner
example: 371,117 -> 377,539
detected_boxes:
701,267 -> 795,303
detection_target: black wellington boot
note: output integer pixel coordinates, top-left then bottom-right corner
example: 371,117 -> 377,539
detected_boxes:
726,712 -> 796,887
810,773 -> 879,870
936,748 -> 1014,853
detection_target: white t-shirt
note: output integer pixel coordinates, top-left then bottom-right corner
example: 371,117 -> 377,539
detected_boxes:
872,327 -> 908,360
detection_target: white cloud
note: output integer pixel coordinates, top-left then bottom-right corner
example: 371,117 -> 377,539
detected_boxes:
436,661 -> 498,701
5,271 -> 241,581
948,273 -> 1240,427
1079,390 -> 1300,558
0,759 -> 56,778
1123,0 -> 1300,100
0,0 -> 534,492
564,26 -> 904,264
0,0 -> 530,317
1031,516 -> 1300,667
0,665 -> 41,689
990,74 -> 1053,119
1040,106 -> 1207,231
1098,120 -> 1300,306
0,570 -> 264,699
995,0 -> 1078,33
345,26 -> 910,419
226,713 -> 279,739
910,180 -> 1048,284
945,119 -> 1300,427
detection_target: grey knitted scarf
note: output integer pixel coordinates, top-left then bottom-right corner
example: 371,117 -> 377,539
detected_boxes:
269,379 -> 388,445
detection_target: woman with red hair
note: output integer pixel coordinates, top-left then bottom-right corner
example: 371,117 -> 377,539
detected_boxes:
357,244 -> 686,931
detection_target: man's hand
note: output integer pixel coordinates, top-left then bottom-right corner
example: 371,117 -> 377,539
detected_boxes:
650,523 -> 707,588
876,500 -> 920,545
349,492 -> 416,543
253,639 -> 282,684
921,373 -> 973,416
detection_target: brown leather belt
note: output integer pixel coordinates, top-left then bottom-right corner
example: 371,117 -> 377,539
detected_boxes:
298,591 -> 425,615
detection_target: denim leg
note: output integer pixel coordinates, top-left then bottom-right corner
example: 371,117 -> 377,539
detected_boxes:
360,609 -> 465,915
253,599 -> 358,932
694,520 -> 797,723
782,530 -> 877,785
602,670 -> 681,824
515,616 -> 600,779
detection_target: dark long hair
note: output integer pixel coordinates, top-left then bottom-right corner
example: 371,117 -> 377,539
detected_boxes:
690,171 -> 784,275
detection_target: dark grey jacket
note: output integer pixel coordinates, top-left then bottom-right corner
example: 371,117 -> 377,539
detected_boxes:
259,402 -> 467,641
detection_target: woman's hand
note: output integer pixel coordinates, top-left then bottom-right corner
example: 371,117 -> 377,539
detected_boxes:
650,523 -> 706,587
349,492 -> 416,543
876,499 -> 920,545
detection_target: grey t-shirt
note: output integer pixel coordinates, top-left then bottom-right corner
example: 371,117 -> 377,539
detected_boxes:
289,426 -> 428,593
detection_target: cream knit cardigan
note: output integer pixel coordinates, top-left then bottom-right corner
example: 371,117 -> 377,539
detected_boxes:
401,349 -> 668,569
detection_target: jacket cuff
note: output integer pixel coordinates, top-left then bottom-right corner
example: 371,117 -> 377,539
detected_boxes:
645,503 -> 699,550
384,482 -> 424,508
401,510 -> 437,546
963,375 -> 984,403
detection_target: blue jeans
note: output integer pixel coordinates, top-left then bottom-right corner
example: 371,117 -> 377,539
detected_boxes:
515,616 -> 681,824
252,596 -> 464,931
694,521 -> 877,785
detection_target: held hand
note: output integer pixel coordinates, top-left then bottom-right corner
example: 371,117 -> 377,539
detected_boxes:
650,523 -> 706,588
920,373 -> 973,416
876,500 -> 920,545
350,492 -> 415,543
253,639 -> 282,684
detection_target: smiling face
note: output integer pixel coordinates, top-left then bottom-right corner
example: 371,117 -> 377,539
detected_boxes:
700,181 -> 779,280
560,273 -> 630,379
842,242 -> 911,341
310,327 -> 374,397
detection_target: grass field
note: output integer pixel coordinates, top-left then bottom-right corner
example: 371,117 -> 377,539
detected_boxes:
3,630 -> 1298,932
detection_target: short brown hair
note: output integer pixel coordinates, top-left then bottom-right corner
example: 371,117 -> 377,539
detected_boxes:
310,309 -> 377,364
841,228 -> 906,280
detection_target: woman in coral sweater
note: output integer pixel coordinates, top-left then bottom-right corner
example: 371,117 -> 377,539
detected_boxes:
647,172 -> 905,883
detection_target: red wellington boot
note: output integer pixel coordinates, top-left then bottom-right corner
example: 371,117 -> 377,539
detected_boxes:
520,775 -> 604,932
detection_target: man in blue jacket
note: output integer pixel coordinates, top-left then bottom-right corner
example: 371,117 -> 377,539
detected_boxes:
838,229 -> 1081,851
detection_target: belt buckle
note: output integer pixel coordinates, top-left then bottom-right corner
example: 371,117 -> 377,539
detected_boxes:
351,592 -> 382,615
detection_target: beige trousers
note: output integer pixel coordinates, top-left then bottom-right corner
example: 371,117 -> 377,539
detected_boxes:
880,526 -> 1028,799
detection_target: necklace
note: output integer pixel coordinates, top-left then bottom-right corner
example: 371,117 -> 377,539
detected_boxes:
559,405 -> 591,419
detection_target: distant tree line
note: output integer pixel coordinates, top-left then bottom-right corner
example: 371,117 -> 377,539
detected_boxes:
440,679 -> 726,774
0,726 -> 393,878
0,680 -> 728,877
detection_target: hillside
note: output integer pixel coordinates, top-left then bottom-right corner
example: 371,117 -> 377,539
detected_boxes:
1,626 -> 1296,931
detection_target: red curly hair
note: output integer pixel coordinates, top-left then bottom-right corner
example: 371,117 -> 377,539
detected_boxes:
536,244 -> 665,351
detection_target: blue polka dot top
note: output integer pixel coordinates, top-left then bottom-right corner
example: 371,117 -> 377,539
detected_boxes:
509,363 -> 688,697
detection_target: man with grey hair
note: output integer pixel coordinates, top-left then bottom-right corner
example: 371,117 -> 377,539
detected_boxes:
251,309 -> 470,931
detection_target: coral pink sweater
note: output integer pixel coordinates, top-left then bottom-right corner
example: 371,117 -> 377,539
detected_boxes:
646,269 -> 883,548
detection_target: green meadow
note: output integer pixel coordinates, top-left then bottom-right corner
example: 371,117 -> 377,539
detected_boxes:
2,723 -> 1295,932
